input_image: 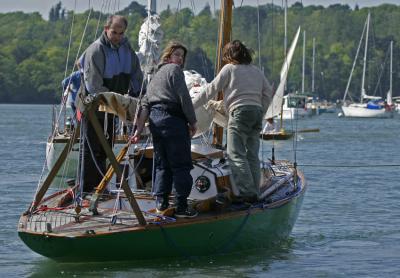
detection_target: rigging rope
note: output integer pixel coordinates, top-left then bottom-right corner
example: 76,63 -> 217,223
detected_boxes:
56,1 -> 94,134
35,1 -> 95,202
372,42 -> 390,96
257,0 -> 261,69
94,0 -> 107,40
63,0 -> 77,81
298,164 -> 400,168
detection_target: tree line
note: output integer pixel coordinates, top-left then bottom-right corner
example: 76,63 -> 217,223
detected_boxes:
0,1 -> 399,104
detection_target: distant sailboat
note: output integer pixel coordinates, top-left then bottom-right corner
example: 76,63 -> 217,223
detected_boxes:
280,30 -> 312,120
341,12 -> 394,118
261,27 -> 301,140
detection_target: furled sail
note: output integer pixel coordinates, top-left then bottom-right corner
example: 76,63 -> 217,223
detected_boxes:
136,14 -> 164,75
185,70 -> 216,138
185,70 -> 228,138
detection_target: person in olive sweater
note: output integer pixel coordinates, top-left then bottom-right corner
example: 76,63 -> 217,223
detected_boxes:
193,40 -> 273,203
132,41 -> 198,218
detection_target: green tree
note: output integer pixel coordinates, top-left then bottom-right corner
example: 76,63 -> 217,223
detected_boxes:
1,1 -> 400,103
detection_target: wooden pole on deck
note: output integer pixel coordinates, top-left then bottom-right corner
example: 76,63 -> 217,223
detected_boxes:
213,0 -> 233,147
86,106 -> 146,226
89,145 -> 129,212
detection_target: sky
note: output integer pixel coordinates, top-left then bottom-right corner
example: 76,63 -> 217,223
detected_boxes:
0,0 -> 399,19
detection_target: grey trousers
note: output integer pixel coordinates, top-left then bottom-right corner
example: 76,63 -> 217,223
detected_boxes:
227,105 -> 263,199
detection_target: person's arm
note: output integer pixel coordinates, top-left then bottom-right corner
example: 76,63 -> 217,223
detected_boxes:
83,45 -> 109,94
171,66 -> 197,126
62,76 -> 71,91
131,107 -> 149,143
192,65 -> 231,109
170,66 -> 198,138
131,94 -> 150,143
188,122 -> 198,138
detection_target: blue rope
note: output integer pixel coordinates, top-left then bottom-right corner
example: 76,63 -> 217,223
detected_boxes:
213,209 -> 251,254
156,207 -> 254,259
158,224 -> 197,260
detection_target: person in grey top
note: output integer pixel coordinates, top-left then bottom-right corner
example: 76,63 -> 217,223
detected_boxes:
132,41 -> 198,218
80,15 -> 143,193
194,40 -> 273,203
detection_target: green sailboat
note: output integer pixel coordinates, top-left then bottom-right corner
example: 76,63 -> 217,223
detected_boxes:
18,0 -> 307,262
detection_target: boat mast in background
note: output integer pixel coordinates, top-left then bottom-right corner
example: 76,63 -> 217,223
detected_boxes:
284,0 -> 288,59
280,0 -> 288,126
301,30 -> 306,94
312,37 -> 315,96
342,14 -> 368,103
360,12 -> 370,103
387,40 -> 393,106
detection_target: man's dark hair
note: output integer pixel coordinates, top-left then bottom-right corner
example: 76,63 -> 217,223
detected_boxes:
105,15 -> 128,29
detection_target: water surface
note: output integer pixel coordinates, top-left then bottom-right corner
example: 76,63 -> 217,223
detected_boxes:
0,104 -> 399,277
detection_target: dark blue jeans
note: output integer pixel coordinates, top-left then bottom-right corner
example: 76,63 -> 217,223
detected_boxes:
82,111 -> 114,192
149,105 -> 193,209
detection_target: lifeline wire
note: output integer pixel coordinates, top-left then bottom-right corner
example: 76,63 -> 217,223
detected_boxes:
298,164 -> 400,168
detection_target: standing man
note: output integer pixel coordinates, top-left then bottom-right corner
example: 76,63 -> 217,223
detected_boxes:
82,15 -> 143,192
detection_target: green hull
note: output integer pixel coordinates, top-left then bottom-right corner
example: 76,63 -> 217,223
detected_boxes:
18,188 -> 305,262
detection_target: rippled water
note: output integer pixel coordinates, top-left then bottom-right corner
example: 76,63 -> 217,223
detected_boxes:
1,104 -> 399,277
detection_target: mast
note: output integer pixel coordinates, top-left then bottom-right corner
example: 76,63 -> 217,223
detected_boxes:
284,0 -> 288,58
150,0 -> 156,13
280,0 -> 288,129
312,37 -> 315,95
342,14 -> 368,103
387,40 -> 393,105
361,12 -> 370,103
301,30 -> 306,94
213,0 -> 233,146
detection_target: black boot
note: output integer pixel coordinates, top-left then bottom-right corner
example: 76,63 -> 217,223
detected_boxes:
175,200 -> 198,218
156,196 -> 169,212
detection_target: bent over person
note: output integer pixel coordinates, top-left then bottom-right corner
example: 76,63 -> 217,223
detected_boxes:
132,41 -> 198,218
194,40 -> 273,203
81,15 -> 143,192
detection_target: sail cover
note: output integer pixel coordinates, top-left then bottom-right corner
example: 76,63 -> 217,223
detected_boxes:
136,14 -> 164,74
184,70 -> 215,138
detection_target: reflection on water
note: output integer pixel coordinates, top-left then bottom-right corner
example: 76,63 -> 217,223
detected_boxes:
30,239 -> 294,277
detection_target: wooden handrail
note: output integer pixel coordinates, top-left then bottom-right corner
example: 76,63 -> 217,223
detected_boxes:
86,103 -> 146,226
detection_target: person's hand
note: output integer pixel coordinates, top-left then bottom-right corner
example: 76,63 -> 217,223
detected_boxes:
188,123 -> 197,138
130,130 -> 141,144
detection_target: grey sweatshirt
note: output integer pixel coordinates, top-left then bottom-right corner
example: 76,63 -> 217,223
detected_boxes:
142,63 -> 197,125
83,32 -> 143,96
194,63 -> 273,114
